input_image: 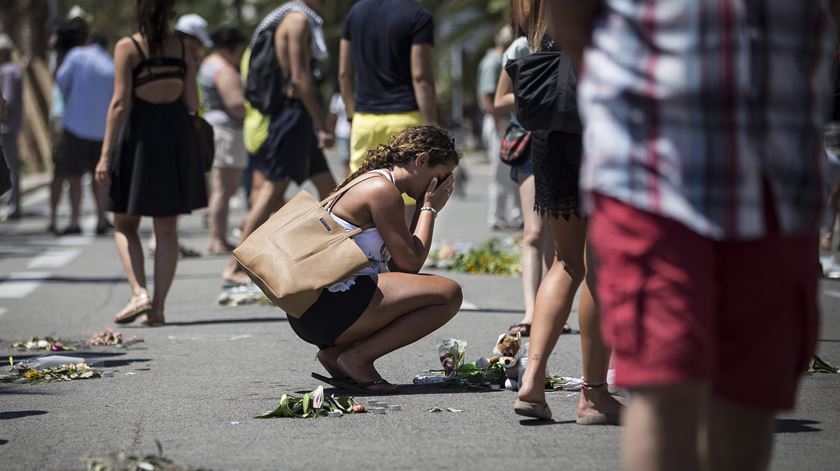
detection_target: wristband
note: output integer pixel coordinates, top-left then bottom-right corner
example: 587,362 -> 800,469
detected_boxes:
420,207 -> 437,219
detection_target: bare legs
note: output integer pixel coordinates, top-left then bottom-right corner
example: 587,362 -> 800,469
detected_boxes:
148,216 -> 179,324
49,174 -> 109,232
517,215 -> 620,420
208,167 -> 243,253
624,385 -> 773,471
112,213 -> 179,325
114,214 -> 147,298
512,174 -> 551,332
317,273 -> 462,390
224,171 -> 335,284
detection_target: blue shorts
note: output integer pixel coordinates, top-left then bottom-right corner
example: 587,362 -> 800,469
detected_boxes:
510,153 -> 534,183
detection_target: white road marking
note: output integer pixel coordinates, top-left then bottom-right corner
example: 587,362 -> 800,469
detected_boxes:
27,248 -> 81,269
460,300 -> 478,311
57,235 -> 94,246
0,308 -> 6,317
0,272 -> 51,298
824,290 -> 840,299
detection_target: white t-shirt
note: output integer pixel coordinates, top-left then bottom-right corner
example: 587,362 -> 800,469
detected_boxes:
329,93 -> 350,139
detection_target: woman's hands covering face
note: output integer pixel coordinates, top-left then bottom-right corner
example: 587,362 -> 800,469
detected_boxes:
423,173 -> 455,212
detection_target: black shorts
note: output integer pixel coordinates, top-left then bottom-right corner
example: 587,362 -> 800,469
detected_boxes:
54,129 -> 102,176
252,100 -> 330,184
287,275 -> 378,349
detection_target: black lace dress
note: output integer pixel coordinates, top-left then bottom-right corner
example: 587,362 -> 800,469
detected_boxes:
531,38 -> 583,220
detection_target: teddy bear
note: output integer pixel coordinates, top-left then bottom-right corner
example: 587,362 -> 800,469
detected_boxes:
476,332 -> 525,389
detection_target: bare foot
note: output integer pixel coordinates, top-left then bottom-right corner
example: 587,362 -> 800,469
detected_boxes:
336,349 -> 397,392
577,387 -> 622,420
317,345 -> 350,378
517,376 -> 547,406
208,240 -> 235,255
139,309 -> 166,327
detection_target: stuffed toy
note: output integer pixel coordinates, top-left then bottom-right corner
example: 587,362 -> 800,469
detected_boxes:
476,332 -> 524,389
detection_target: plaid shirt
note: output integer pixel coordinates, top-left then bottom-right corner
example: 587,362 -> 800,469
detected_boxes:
579,0 -> 836,239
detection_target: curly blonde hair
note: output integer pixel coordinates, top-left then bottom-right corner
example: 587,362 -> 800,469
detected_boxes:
334,124 -> 460,193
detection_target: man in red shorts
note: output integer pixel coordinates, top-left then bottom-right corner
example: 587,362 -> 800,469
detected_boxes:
549,1 -> 838,470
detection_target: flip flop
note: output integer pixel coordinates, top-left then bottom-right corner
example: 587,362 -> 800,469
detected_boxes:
514,399 -> 552,420
311,372 -> 357,389
508,323 -> 531,337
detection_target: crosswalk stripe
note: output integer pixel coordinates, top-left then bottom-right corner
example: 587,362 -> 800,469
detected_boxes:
0,272 -> 51,298
27,248 -> 81,269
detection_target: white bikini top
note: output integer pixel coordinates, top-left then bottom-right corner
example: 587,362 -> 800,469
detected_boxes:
326,169 -> 394,292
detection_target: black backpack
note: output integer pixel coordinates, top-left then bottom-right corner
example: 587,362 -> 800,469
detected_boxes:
505,51 -> 582,133
245,27 -> 291,116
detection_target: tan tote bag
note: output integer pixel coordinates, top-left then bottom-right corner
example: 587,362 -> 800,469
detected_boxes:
232,174 -> 382,317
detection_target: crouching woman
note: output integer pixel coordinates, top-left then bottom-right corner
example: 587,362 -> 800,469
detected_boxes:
289,124 -> 462,393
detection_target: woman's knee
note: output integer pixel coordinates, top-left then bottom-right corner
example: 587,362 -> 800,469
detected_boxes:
153,217 -> 178,238
436,277 -> 463,310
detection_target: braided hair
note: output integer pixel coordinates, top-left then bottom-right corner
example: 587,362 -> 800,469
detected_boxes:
334,124 -> 460,193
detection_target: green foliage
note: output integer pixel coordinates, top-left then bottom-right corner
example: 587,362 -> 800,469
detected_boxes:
255,386 -> 359,419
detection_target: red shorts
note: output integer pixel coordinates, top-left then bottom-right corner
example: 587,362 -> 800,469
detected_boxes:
589,194 -> 819,411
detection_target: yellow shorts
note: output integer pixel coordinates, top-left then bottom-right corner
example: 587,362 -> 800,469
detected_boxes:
350,111 -> 424,205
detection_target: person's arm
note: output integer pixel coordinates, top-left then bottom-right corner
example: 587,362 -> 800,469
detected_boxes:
0,89 -> 6,121
494,68 -> 515,114
214,63 -> 246,121
546,0 -> 604,67
338,38 -> 355,119
55,51 -> 75,99
95,38 -> 134,186
410,43 -> 437,123
372,174 -> 454,273
182,44 -> 200,113
283,12 -> 333,147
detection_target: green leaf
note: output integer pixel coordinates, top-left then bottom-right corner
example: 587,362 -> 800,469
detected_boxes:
302,393 -> 312,416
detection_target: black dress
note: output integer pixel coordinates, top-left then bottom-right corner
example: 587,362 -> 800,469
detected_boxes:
531,38 -> 583,220
107,36 -> 207,217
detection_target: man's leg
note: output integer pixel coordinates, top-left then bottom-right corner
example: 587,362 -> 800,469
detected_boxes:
624,384 -> 707,471
705,396 -> 774,471
1,132 -> 20,217
48,173 -> 64,230
223,176 -> 290,283
66,175 -> 82,230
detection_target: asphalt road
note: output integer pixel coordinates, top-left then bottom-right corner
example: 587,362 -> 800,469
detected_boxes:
1,155 -> 839,471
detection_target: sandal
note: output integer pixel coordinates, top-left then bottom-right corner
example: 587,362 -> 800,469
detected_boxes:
576,412 -> 620,426
114,294 -> 152,324
508,323 -> 531,337
311,372 -> 357,389
514,399 -> 552,420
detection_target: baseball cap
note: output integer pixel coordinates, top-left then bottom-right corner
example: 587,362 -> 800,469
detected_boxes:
175,14 -> 213,48
0,33 -> 14,51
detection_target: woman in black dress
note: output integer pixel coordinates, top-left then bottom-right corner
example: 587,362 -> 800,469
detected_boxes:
95,0 -> 206,326
509,0 -> 621,424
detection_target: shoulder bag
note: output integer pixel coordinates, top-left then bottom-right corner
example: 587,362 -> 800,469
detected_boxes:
499,121 -> 531,166
192,115 -> 215,172
233,173 -> 383,317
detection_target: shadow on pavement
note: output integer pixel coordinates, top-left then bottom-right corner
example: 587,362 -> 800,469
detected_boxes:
0,410 -> 48,420
774,419 -> 821,433
162,317 -> 288,327
518,419 -> 577,426
818,338 -> 840,343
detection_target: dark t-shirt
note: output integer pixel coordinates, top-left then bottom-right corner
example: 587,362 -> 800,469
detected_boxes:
342,0 -> 434,114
